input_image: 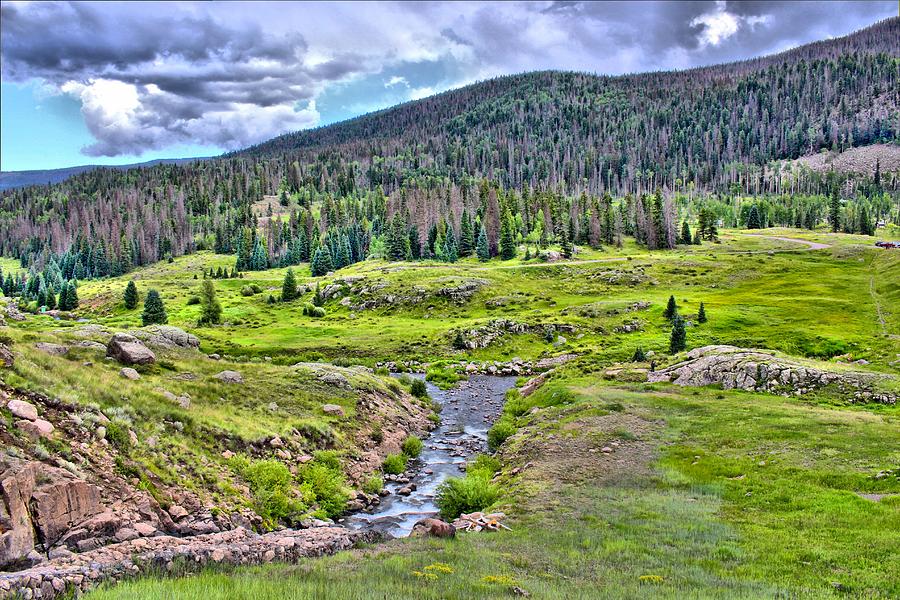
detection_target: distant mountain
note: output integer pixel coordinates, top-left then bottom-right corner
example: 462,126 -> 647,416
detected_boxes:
0,157 -> 212,191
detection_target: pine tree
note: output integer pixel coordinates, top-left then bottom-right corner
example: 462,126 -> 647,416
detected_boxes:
500,210 -> 517,260
663,295 -> 678,320
282,268 -> 298,301
142,289 -> 167,325
198,279 -> 222,325
312,282 -> 325,307
65,280 -> 79,310
124,280 -> 139,309
746,205 -> 762,229
459,210 -> 474,256
310,246 -> 334,276
476,224 -> 490,262
631,347 -> 646,362
680,220 -> 692,245
57,281 -> 69,310
697,302 -> 708,324
669,315 -> 687,353
46,288 -> 57,310
829,187 -> 841,233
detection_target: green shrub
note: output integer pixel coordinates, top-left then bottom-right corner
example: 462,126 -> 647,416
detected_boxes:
488,416 -> 516,451
382,453 -> 407,475
232,458 -> 308,527
409,378 -> 428,398
186,295 -> 200,306
299,462 -> 349,519
468,454 -> 501,478
425,364 -> 463,389
435,472 -> 500,519
401,435 -> 423,458
104,421 -> 131,452
362,475 -> 383,495
306,306 -> 326,318
369,425 -> 384,443
312,450 -> 341,471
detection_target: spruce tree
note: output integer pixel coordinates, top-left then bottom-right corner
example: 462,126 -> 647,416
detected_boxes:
698,302 -> 707,324
680,220 -> 692,245
500,210 -> 517,260
312,282 -> 325,307
631,347 -> 646,362
476,224 -> 490,262
669,315 -> 687,353
198,279 -> 222,325
46,288 -> 57,311
124,280 -> 139,309
310,246 -> 334,277
746,205 -> 762,229
65,280 -> 79,310
57,281 -> 70,310
142,289 -> 168,325
829,187 -> 841,233
459,210 -> 474,256
282,268 -> 298,301
663,295 -> 678,320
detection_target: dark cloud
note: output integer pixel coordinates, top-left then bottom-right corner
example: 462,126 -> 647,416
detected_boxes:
1,1 -> 895,158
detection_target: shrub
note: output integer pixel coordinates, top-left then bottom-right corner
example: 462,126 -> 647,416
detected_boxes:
435,472 -> 500,519
488,417 -> 516,451
409,378 -> 428,398
305,306 -> 326,318
104,421 -> 131,452
299,461 -> 349,519
369,425 -> 384,443
382,453 -> 407,475
425,364 -> 463,389
362,475 -> 383,495
186,296 -> 200,305
312,450 -> 341,471
240,284 -> 262,297
401,435 -> 423,458
232,458 -> 308,526
468,454 -> 501,478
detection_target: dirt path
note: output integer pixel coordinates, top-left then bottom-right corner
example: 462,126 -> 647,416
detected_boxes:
477,257 -> 628,270
742,234 -> 831,250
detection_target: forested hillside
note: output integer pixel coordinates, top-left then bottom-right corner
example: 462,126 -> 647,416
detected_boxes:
0,18 -> 897,281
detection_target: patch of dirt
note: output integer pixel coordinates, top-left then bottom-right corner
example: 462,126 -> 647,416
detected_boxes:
742,234 -> 831,250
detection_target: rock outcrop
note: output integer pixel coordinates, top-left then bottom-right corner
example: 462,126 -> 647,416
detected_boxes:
214,370 -> 243,384
648,345 -> 897,404
0,345 -> 12,369
127,325 -> 200,350
106,334 -> 156,366
0,526 -> 381,598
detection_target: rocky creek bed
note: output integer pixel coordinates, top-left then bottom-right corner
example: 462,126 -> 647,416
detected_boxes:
342,375 -> 517,537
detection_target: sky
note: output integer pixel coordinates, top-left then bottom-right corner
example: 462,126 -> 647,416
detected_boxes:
1,1 -> 896,172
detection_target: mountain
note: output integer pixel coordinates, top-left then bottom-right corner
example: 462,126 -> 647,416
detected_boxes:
0,157 -> 212,191
0,18 -> 897,271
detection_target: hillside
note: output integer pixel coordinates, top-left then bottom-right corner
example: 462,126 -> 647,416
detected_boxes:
0,157 -> 211,192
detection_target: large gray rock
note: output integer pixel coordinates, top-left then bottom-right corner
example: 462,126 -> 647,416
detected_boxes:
128,325 -> 200,350
34,342 -> 69,356
106,333 -> 156,366
214,370 -> 243,384
7,399 -> 38,421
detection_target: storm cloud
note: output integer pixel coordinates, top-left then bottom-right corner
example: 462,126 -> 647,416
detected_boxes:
1,0 -> 894,158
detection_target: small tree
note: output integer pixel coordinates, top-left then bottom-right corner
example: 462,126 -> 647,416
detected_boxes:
669,315 -> 687,353
697,302 -> 707,324
312,282 -> 325,307
663,295 -> 678,320
198,279 -> 222,325
124,280 -> 138,309
142,289 -> 168,326
680,220 -> 692,244
65,280 -> 79,310
281,268 -> 298,301
631,347 -> 646,362
746,205 -> 762,229
499,210 -> 517,260
476,225 -> 490,262
452,330 -> 467,350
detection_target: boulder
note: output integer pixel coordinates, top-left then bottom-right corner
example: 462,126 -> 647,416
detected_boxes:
119,367 -> 141,380
106,333 -> 156,366
0,343 -> 13,368
7,399 -> 38,421
0,463 -> 37,569
214,370 -> 243,384
132,325 -> 201,350
30,479 -> 102,546
17,418 -> 55,439
410,518 -> 456,538
322,404 -> 345,417
168,504 -> 189,520
34,342 -> 69,356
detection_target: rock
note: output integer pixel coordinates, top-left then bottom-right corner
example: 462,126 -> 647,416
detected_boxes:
129,325 -> 200,350
17,419 -> 55,439
214,370 -> 243,384
134,522 -> 157,537
0,463 -> 38,569
114,528 -> 139,542
0,343 -> 14,368
30,478 -> 102,547
34,342 -> 69,356
168,504 -> 189,521
601,446 -> 613,454
322,404 -> 345,417
119,367 -> 140,380
106,333 -> 156,366
410,518 -> 456,538
8,399 -> 39,421
208,353 -> 221,360
47,546 -> 74,560
397,487 -> 412,496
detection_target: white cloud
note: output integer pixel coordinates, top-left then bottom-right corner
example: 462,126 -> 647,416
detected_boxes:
691,2 -> 740,47
385,76 -> 409,88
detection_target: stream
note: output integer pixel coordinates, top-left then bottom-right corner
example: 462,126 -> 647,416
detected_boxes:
342,374 -> 517,537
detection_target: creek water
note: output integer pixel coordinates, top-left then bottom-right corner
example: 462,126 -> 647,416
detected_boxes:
342,374 -> 516,538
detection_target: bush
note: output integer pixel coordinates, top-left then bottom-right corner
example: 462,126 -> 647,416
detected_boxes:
382,453 -> 407,475
298,461 -> 349,519
401,435 -> 423,458
488,417 -> 516,451
362,475 -> 383,495
369,425 -> 384,443
186,295 -> 200,306
304,305 -> 326,318
241,284 -> 263,297
409,378 -> 428,398
425,364 -> 463,389
232,458 -> 308,527
435,472 -> 500,519
468,454 -> 501,478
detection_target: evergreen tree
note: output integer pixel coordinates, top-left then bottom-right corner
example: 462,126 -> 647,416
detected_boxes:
57,281 -> 70,310
560,218 -> 574,258
386,214 -> 411,261
631,347 -> 646,362
746,205 -> 762,229
500,210 -> 517,260
312,282 -> 325,307
476,224 -> 490,262
829,187 -> 841,233
680,220 -> 692,245
459,210 -> 475,256
124,280 -> 139,309
669,315 -> 687,353
46,288 -> 57,310
198,279 -> 222,325
282,268 -> 298,301
698,302 -> 708,324
663,295 -> 678,320
142,289 -> 167,325
858,205 -> 874,235
310,246 -> 334,277
65,280 -> 79,310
